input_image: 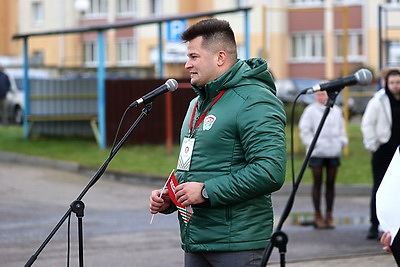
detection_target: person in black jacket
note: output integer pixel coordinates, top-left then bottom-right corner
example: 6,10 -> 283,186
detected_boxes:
361,69 -> 400,239
0,66 -> 11,125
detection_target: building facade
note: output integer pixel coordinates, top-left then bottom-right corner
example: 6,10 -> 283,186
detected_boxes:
2,0 -> 400,80
0,0 -> 21,66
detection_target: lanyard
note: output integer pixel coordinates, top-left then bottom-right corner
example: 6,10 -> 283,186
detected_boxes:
188,90 -> 226,137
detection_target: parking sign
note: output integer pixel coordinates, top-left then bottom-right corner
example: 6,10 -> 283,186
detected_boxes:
166,20 -> 187,42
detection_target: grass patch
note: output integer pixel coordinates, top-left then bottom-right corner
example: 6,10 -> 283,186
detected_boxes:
0,122 -> 372,185
0,126 -> 179,177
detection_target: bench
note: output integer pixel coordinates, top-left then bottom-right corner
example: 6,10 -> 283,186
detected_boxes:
26,114 -> 100,145
26,78 -> 99,144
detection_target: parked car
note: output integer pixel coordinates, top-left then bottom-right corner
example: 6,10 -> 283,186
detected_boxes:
275,78 -> 325,105
275,78 -> 354,110
5,73 -> 24,124
2,69 -> 51,125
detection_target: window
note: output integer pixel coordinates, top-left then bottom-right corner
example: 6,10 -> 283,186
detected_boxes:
334,0 -> 363,4
84,41 -> 97,66
290,0 -> 324,5
117,38 -> 137,65
86,0 -> 107,16
335,31 -> 364,61
32,1 -> 44,25
31,51 -> 44,66
236,0 -> 248,7
388,42 -> 400,66
83,41 -> 108,66
117,0 -> 137,15
291,33 -> 325,61
150,0 -> 162,15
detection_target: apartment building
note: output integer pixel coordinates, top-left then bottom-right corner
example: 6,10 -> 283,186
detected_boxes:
3,0 -> 400,80
0,1 -> 21,65
266,0 -> 400,80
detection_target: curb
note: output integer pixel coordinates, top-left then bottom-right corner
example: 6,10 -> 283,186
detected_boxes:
0,151 -> 372,195
0,151 -> 165,186
277,183 -> 371,196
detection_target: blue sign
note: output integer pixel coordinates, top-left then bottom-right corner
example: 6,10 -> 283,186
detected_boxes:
166,20 -> 187,42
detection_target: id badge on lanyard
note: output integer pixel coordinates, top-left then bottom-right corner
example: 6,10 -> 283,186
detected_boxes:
177,137 -> 195,171
176,90 -> 226,172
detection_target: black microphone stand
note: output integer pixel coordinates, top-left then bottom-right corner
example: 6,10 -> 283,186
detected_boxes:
25,103 -> 153,267
260,89 -> 341,267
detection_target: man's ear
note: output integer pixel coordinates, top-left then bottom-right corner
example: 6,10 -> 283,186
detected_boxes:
216,51 -> 227,67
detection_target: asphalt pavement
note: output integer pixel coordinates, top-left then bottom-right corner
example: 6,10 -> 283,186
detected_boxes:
0,151 -> 397,266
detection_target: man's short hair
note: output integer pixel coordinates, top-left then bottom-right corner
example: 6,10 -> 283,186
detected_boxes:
181,18 -> 237,59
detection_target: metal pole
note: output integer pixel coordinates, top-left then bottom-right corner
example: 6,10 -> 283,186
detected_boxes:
23,37 -> 30,139
97,30 -> 106,149
158,22 -> 164,78
244,9 -> 250,59
378,5 -> 383,70
262,5 -> 267,59
165,92 -> 173,155
342,5 -> 349,156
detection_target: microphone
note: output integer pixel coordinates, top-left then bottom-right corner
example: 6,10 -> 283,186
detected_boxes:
129,79 -> 178,108
302,68 -> 373,94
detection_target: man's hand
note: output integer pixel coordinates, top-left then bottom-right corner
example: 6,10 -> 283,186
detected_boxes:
149,189 -> 172,214
175,182 -> 206,206
381,231 -> 393,253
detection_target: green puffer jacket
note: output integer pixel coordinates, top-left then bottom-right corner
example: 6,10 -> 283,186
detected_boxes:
173,58 -> 286,252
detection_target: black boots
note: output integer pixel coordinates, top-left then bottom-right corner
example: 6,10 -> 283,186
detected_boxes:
366,224 -> 379,240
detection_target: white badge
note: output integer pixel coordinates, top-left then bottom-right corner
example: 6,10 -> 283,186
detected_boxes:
203,115 -> 216,131
177,137 -> 195,171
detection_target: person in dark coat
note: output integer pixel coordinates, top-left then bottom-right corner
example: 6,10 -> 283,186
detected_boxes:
0,65 -> 11,125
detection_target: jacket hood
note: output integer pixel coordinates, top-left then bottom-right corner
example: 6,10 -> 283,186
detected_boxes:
193,58 -> 276,100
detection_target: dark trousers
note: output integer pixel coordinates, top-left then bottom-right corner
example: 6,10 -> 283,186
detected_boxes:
184,249 -> 264,267
391,229 -> 400,266
0,98 -> 7,125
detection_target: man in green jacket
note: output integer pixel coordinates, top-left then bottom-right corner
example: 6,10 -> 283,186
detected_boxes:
150,18 -> 286,266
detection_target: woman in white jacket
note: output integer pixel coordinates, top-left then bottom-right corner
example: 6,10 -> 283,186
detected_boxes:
361,69 -> 400,240
299,91 -> 348,229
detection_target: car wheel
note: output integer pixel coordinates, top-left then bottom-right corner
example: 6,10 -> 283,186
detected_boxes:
13,106 -> 23,124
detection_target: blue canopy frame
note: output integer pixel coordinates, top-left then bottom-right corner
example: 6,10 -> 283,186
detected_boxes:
13,7 -> 251,149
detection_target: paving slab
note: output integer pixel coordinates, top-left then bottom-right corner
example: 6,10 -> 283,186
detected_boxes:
0,156 -> 397,266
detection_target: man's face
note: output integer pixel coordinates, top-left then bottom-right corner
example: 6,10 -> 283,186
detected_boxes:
184,36 -> 219,87
315,91 -> 328,105
387,74 -> 400,98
